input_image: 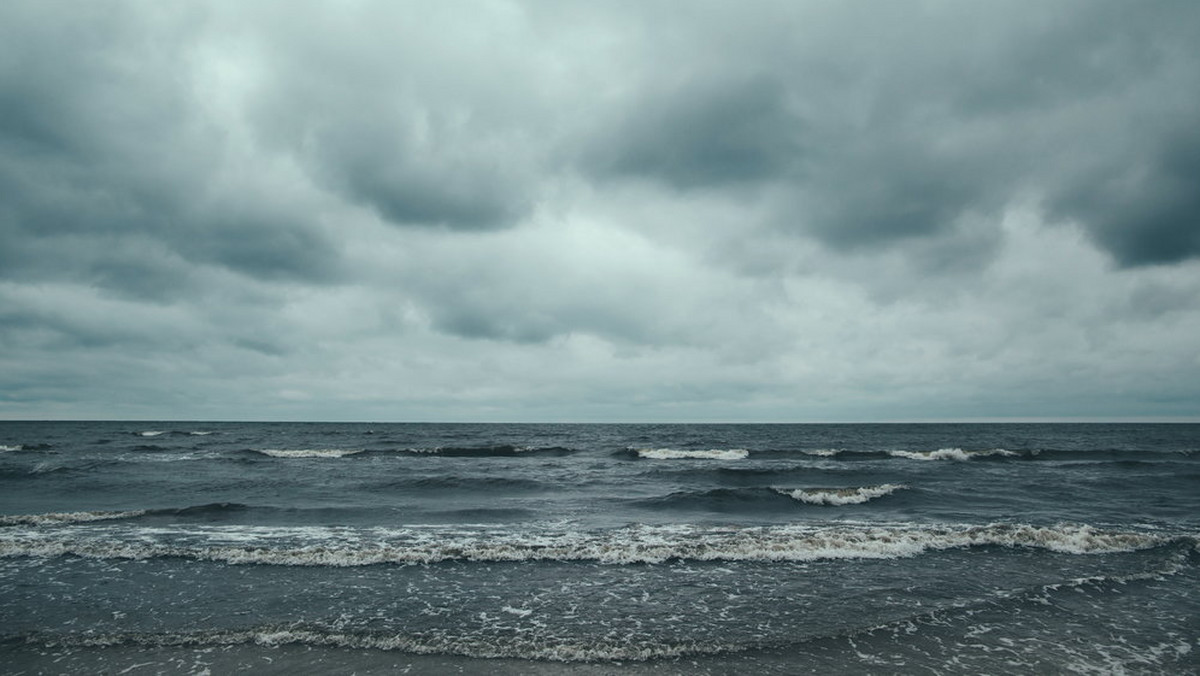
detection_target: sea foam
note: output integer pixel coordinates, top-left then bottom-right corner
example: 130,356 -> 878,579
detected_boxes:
0,510 -> 148,526
0,522 -> 1177,566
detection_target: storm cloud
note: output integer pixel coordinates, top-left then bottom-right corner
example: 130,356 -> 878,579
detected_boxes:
2,0 -> 1199,421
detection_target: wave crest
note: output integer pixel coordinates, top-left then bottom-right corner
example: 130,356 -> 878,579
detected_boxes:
635,448 -> 749,460
253,449 -> 364,458
889,448 -> 1016,461
776,484 -> 906,505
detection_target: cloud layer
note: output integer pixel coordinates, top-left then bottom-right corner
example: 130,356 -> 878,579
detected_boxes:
2,0 -> 1199,420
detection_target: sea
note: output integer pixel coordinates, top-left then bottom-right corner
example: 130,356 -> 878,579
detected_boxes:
1,421 -> 1198,674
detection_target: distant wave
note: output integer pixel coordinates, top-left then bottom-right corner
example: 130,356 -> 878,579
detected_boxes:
247,445 -> 575,459
792,448 -> 1018,461
421,445 -> 576,457
791,447 -> 1198,463
135,430 -> 214,437
0,443 -> 53,453
632,448 -> 750,460
367,475 -> 549,492
253,448 -> 365,458
0,522 -> 1182,566
889,448 -> 1017,461
775,484 -> 906,505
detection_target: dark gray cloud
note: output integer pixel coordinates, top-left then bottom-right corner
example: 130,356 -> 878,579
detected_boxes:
1051,131 -> 1200,266
570,0 -> 1200,265
0,1 -> 343,300
590,76 -> 804,190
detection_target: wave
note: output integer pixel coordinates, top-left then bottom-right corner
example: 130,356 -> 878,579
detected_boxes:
247,446 -> 576,459
421,445 -> 576,457
24,624 -> 740,663
775,484 -> 906,506
0,510 -> 148,526
0,522 -> 1184,566
632,448 -> 750,460
632,487 -> 787,511
889,448 -> 1017,461
367,476 -> 549,492
801,448 -> 845,457
252,449 -> 365,458
0,503 -> 253,528
152,502 -> 250,518
0,443 -> 53,453
792,447 -> 1198,463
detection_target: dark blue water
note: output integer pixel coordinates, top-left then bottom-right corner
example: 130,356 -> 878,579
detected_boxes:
2,422 -> 1198,673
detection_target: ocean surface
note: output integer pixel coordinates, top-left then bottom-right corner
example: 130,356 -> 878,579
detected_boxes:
2,422 -> 1198,674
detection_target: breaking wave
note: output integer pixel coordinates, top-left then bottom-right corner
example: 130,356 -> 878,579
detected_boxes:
253,449 -> 365,458
888,448 -> 1017,461
0,510 -> 148,527
633,448 -> 750,460
775,484 -> 907,505
421,445 -> 576,457
0,522 -> 1182,566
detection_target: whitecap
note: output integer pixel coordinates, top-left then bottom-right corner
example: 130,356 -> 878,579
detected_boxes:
635,448 -> 749,460
0,522 -> 1175,566
253,449 -> 364,458
801,449 -> 843,457
776,484 -> 906,505
0,444 -> 22,452
889,448 -> 1016,461
138,431 -> 166,437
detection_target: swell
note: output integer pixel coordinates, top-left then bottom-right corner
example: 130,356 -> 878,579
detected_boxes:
0,522 -> 1185,566
0,503 -> 250,527
631,484 -> 909,511
789,448 -> 1199,463
364,475 -> 550,493
13,624 -> 744,663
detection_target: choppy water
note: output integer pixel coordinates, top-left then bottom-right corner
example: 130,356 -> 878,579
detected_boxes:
2,422 -> 1198,674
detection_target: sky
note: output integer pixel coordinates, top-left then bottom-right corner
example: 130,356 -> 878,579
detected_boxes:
2,0 -> 1199,422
